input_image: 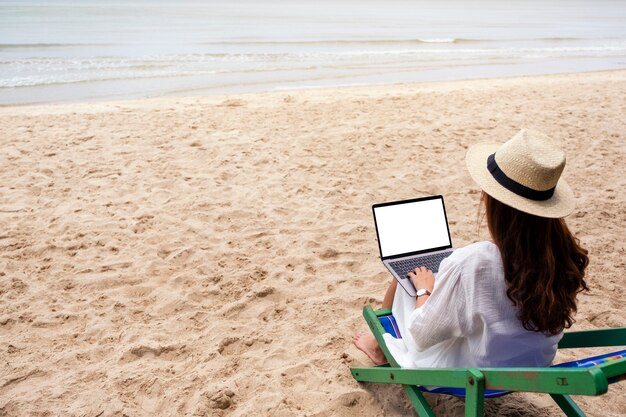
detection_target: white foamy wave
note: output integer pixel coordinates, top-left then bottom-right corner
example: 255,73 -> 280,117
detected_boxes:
2,44 -> 626,89
416,38 -> 457,43
0,57 -> 218,87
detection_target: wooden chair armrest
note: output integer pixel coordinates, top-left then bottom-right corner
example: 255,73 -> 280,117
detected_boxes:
559,328 -> 626,348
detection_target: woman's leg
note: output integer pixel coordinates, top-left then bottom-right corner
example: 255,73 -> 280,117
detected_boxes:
382,278 -> 397,309
352,279 -> 397,365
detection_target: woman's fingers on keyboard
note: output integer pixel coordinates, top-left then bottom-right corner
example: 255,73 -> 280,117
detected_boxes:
406,266 -> 433,278
407,267 -> 421,277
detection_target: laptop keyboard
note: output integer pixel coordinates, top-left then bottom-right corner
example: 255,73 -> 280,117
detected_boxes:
389,251 -> 453,279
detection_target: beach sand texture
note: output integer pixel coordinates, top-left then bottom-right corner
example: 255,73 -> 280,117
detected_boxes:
1,71 -> 625,416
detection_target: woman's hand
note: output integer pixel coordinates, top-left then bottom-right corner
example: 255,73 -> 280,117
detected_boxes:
407,266 -> 435,292
407,267 -> 435,308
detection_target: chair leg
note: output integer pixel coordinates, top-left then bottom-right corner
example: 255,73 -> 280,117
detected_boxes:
550,394 -> 587,417
404,385 -> 436,417
465,369 -> 485,417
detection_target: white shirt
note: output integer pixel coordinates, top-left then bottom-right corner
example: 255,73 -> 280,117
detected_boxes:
383,241 -> 562,369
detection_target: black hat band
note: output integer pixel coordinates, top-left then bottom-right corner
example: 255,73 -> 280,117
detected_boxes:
487,153 -> 555,201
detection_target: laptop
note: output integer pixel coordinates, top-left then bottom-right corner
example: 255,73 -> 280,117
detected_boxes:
372,195 -> 454,296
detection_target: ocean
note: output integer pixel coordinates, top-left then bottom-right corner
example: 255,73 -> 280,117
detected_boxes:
1,0 -> 626,104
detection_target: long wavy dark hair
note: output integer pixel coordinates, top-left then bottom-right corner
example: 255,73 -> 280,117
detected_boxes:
483,192 -> 589,335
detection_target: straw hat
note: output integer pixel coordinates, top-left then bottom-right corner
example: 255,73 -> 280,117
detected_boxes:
465,129 -> 575,218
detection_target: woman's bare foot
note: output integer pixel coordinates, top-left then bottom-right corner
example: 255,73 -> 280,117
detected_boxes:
352,332 -> 387,365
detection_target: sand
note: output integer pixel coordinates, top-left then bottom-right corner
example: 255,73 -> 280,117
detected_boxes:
0,70 -> 625,417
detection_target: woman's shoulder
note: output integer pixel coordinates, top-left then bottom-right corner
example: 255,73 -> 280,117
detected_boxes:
450,240 -> 499,261
443,241 -> 501,273
438,241 -> 504,296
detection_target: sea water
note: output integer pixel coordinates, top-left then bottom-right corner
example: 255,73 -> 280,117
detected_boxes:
1,0 -> 625,104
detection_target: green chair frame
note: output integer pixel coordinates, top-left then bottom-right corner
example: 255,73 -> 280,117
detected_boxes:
351,306 -> 626,417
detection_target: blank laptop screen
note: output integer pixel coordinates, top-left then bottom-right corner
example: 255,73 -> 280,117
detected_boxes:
374,198 -> 451,258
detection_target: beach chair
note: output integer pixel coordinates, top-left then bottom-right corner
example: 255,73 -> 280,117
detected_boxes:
350,306 -> 626,417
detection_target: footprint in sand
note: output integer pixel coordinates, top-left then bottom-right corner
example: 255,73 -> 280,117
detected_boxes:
218,99 -> 247,107
318,248 -> 340,260
120,343 -> 186,362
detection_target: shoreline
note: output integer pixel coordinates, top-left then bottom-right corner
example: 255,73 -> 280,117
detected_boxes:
1,67 -> 626,110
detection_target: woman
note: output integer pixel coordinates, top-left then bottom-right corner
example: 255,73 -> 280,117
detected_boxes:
353,129 -> 589,368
